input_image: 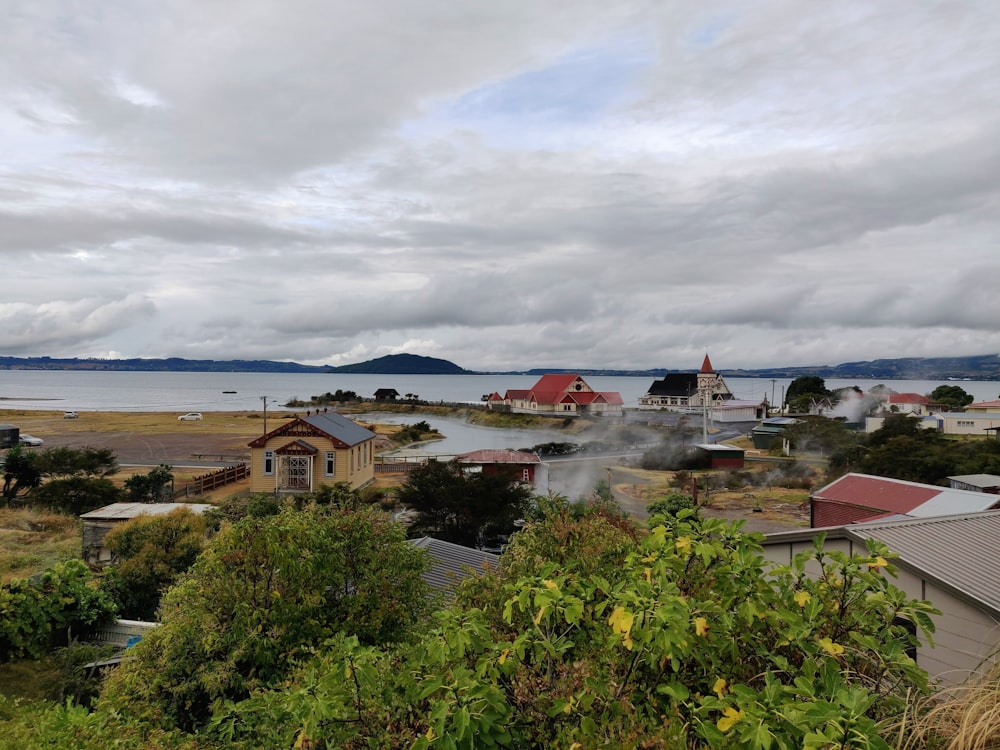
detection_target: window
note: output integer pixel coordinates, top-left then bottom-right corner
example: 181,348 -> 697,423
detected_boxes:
522,468 -> 530,482
325,451 -> 336,476
263,450 -> 274,475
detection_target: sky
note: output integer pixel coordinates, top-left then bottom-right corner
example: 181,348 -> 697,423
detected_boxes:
2,1 -> 999,372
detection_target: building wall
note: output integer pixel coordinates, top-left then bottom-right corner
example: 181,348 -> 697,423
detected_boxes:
761,537 -> 1000,685
937,414 -> 1000,435
250,436 -> 375,493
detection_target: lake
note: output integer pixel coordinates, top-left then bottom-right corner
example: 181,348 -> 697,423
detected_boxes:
2,370 -> 998,413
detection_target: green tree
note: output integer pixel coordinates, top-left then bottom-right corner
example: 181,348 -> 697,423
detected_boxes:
399,459 -> 534,547
781,416 -> 860,456
785,375 -> 832,412
647,491 -> 697,522
33,447 -> 118,479
0,560 -> 117,662
209,512 -> 935,749
99,508 -> 209,620
99,505 -> 430,730
929,384 -> 974,409
122,464 -> 173,502
1,445 -> 41,502
30,476 -> 122,515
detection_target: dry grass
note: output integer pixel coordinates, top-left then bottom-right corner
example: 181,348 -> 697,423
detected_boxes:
0,408 -> 272,436
892,659 -> 1000,749
0,507 -> 80,585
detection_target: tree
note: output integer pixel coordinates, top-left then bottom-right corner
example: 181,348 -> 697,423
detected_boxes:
31,477 -> 122,516
929,384 -> 974,410
99,508 -> 209,620
785,375 -> 832,412
647,491 -> 697,521
780,416 -> 860,456
398,459 -> 534,547
1,445 -> 41,502
122,464 -> 173,502
99,505 -> 430,730
33,447 -> 118,480
205,512 -> 935,749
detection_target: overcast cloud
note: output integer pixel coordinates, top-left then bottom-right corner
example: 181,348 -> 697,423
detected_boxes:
2,1 -> 998,371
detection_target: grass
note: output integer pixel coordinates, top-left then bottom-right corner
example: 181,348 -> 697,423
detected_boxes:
0,507 -> 80,585
1,408 -> 271,437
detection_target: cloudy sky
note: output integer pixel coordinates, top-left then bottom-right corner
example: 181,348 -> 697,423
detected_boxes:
2,2 -> 998,371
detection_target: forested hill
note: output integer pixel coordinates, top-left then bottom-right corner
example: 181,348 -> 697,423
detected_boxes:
326,354 -> 471,374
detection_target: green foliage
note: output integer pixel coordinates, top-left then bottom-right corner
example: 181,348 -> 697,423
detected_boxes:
33,447 -> 118,480
1,446 -> 41,502
123,465 -> 174,503
786,375 -> 832,412
193,513 -> 935,748
929,384 -> 974,409
391,420 -> 435,445
98,505 -> 431,730
647,491 -> 697,523
399,459 -> 534,547
781,416 -> 860,456
29,477 -> 122,516
640,439 -> 705,471
99,509 -> 208,620
0,560 -> 118,662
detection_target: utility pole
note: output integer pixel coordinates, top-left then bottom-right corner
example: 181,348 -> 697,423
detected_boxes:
260,395 -> 269,435
770,379 -> 776,413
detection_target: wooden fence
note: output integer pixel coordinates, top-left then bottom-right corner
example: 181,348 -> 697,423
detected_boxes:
174,463 -> 249,498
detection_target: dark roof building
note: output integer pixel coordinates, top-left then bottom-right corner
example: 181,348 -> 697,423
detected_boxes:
408,537 -> 499,592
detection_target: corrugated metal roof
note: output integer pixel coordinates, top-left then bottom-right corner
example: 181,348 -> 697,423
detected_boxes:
813,473 -> 999,517
302,412 -> 375,446
409,537 -> 500,591
846,511 -> 1000,616
949,474 -> 1000,489
80,502 -> 213,520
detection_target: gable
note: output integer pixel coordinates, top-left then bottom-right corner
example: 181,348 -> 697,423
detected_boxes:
249,412 -> 374,449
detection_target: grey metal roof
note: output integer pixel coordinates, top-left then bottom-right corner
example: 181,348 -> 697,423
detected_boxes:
846,511 -> 1000,617
949,474 -> 1000,489
80,502 -> 213,520
765,511 -> 1000,618
408,537 -> 500,591
302,412 -> 376,446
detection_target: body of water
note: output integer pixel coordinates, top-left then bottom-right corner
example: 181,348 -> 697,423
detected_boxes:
2,369 -> 999,413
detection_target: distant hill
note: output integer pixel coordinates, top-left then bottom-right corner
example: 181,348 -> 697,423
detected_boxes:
327,354 -> 471,375
0,353 -> 997,379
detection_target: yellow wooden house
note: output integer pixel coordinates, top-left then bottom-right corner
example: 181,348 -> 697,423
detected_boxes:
248,412 -> 376,494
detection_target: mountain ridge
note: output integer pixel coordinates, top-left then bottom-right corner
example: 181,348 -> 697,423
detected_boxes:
1,353 -> 998,379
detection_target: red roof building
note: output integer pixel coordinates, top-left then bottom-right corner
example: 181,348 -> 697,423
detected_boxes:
457,449 -> 548,492
488,374 -> 623,418
810,473 -> 1000,528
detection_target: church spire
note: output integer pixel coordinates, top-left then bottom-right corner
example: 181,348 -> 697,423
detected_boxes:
700,353 -> 714,373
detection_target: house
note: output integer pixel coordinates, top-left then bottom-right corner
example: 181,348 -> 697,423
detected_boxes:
638,355 -> 735,411
248,412 -> 376,494
488,374 -> 624,417
80,502 -> 213,566
966,399 -> 1000,414
883,392 -> 935,415
948,474 -> 1000,494
408,537 -> 500,592
923,412 -> 1000,437
374,388 -> 400,402
457,449 -> 549,494
692,443 -> 745,469
762,511 -> 1000,684
808,473 -> 1000,528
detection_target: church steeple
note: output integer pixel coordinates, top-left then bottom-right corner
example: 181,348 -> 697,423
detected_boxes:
700,353 -> 714,374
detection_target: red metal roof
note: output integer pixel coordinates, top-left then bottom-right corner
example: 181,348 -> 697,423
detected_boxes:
813,473 -> 940,515
700,354 -> 714,373
888,393 -> 931,404
971,399 -> 1000,408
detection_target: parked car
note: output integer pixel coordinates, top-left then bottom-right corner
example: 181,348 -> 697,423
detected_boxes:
19,434 -> 44,446
63,411 -> 79,419
177,412 -> 203,421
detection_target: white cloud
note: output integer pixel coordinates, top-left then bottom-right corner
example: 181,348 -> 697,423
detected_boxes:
1,1 -> 998,370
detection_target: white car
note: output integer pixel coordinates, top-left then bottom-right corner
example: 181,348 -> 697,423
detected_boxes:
64,411 -> 79,419
177,412 -> 203,421
19,434 -> 44,446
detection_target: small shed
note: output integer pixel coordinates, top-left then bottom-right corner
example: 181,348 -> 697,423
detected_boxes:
457,449 -> 548,493
0,424 -> 20,449
374,388 -> 400,402
948,474 -> 1000,495
692,443 -> 745,469
80,502 -> 213,566
751,417 -> 799,450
